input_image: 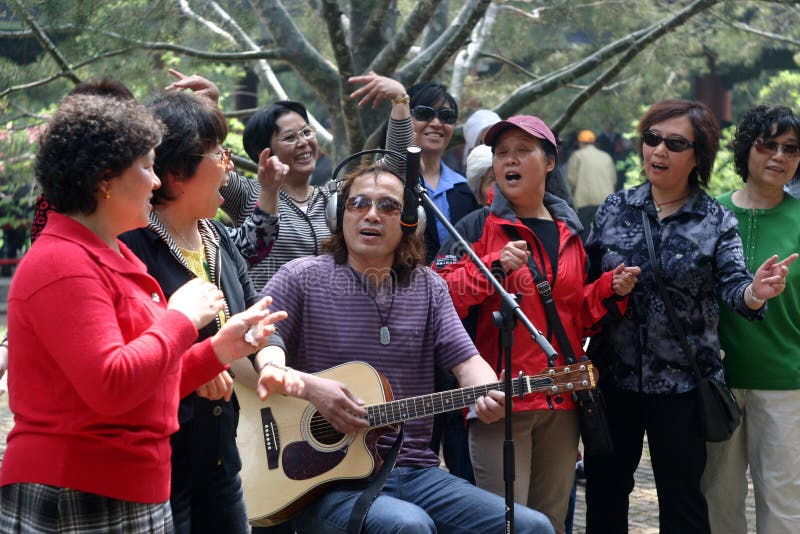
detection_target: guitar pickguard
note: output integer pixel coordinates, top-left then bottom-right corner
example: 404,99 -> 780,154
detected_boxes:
282,440 -> 347,480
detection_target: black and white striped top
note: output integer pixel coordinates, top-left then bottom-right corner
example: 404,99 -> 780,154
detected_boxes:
219,117 -> 414,292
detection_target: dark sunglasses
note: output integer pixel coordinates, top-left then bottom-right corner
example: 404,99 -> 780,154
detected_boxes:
642,130 -> 694,153
754,138 -> 800,157
411,105 -> 457,125
345,195 -> 402,215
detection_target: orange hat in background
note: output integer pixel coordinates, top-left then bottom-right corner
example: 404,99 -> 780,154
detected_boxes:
578,129 -> 596,143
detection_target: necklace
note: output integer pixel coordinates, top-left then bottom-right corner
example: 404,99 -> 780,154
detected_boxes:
284,188 -> 311,204
653,193 -> 690,213
368,283 -> 396,346
154,210 -> 201,251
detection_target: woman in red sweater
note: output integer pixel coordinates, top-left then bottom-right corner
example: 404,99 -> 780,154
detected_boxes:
0,94 -> 287,532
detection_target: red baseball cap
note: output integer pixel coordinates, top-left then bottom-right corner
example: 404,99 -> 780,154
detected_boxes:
484,115 -> 558,152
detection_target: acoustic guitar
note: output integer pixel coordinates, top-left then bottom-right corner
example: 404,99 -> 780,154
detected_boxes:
236,360 -> 598,526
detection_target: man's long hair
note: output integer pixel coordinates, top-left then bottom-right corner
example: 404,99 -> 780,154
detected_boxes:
322,162 -> 425,283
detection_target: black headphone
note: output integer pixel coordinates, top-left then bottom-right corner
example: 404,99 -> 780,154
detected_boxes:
325,146 -> 425,236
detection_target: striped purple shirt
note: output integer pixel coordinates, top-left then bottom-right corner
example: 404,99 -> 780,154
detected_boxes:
262,255 -> 478,468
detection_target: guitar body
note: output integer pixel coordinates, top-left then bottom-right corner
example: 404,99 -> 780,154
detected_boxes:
236,359 -> 597,526
236,361 -> 393,526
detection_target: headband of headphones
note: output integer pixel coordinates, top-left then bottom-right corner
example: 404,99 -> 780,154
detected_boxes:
325,146 -> 424,236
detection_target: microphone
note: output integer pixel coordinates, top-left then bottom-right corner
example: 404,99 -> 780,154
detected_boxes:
402,145 -> 423,233
405,145 -> 422,188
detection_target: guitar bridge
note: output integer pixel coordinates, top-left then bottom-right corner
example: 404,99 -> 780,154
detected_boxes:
261,407 -> 280,470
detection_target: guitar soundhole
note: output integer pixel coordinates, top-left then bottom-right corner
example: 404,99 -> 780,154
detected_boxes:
310,411 -> 344,446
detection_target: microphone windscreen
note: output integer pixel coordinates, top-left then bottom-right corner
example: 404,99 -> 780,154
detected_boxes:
405,145 -> 422,188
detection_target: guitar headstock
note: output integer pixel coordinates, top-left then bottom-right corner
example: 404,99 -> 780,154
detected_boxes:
525,362 -> 599,396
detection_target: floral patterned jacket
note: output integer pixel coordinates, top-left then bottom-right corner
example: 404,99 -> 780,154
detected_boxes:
585,182 -> 764,394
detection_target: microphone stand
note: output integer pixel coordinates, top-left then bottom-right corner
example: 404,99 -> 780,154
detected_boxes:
410,180 -> 560,534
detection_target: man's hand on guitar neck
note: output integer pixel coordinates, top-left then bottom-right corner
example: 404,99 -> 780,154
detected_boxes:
301,373 -> 369,434
474,390 -> 506,424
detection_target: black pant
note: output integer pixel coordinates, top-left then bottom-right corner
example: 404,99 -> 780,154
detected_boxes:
584,384 -> 710,534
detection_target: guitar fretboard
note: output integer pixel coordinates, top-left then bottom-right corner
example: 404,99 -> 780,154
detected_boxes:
366,375 -> 556,428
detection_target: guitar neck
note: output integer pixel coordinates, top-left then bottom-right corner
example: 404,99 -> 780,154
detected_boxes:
366,374 -> 554,428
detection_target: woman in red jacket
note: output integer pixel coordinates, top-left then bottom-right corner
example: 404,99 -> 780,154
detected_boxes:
436,115 -> 639,534
0,94 -> 286,532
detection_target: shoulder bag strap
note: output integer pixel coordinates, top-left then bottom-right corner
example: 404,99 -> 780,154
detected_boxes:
640,210 -> 703,380
503,226 -> 577,366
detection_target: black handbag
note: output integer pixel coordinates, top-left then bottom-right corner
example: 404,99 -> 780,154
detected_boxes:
504,227 -> 614,456
641,211 -> 741,442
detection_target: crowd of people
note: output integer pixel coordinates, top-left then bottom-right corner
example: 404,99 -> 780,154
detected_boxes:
0,67 -> 798,534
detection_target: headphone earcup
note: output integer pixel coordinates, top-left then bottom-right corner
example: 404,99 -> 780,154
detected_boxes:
324,183 -> 344,233
415,205 -> 426,238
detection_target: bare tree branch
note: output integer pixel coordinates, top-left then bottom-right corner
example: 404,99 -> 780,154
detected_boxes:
322,0 -> 364,153
451,2 -> 500,103
178,0 -> 236,42
549,0 -> 719,133
368,0 -> 443,79
402,0 -> 492,84
480,51 -> 634,92
716,15 -> 800,48
355,0 -> 392,53
9,0 -> 81,84
495,0 -> 719,118
247,0 -> 339,95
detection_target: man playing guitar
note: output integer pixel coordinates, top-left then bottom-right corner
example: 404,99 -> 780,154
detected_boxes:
246,162 -> 555,533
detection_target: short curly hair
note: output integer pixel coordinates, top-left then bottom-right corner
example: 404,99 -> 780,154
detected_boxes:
733,105 -> 800,182
36,94 -> 163,215
147,91 -> 228,205
637,99 -> 720,189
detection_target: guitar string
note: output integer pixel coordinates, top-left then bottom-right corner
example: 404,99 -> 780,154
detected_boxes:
272,368 -> 588,439
294,373 -> 583,435
295,375 -> 586,440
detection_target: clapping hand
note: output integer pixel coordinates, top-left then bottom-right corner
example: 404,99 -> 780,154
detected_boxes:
196,370 -> 234,402
611,263 -> 641,296
210,297 -> 288,366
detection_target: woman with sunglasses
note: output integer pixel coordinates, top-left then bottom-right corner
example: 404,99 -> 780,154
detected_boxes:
120,91 -> 302,534
701,105 -> 800,534
583,99 -> 795,534
405,82 -> 481,263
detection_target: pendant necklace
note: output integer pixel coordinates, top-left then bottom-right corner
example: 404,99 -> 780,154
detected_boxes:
653,193 -> 690,213
369,283 -> 396,346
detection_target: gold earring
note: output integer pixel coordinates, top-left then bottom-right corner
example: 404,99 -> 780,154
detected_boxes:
104,192 -> 111,199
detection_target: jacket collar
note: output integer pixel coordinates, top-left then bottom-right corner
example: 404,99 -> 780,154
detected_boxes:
39,212 -> 149,276
630,181 -> 707,217
147,211 -> 229,326
489,184 -> 582,235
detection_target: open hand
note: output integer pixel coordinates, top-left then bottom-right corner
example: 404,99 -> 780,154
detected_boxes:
165,69 -> 220,103
210,296 -> 288,365
751,253 -> 798,301
168,278 -> 225,330
348,71 -> 407,109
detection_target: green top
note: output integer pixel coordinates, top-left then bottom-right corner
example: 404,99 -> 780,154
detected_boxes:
717,191 -> 800,390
